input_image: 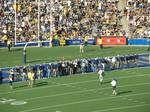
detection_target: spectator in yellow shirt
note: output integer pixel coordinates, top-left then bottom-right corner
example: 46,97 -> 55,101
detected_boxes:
28,71 -> 35,88
2,35 -> 8,46
98,37 -> 103,49
7,39 -> 12,51
84,35 -> 88,46
28,71 -> 32,87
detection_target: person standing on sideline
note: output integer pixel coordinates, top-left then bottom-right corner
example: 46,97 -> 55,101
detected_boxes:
98,68 -> 104,84
111,79 -> 117,95
7,39 -> 12,51
84,35 -> 88,46
98,37 -> 103,49
80,39 -> 84,53
9,73 -> 13,89
27,70 -> 32,87
48,35 -> 53,48
10,69 -> 15,82
27,70 -> 35,88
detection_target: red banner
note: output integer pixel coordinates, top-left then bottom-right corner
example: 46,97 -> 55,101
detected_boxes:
96,36 -> 126,45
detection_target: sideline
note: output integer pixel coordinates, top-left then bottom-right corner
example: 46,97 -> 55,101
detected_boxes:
0,73 -> 149,95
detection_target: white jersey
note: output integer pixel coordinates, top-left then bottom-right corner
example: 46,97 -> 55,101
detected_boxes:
98,69 -> 103,82
98,70 -> 103,75
111,80 -> 117,87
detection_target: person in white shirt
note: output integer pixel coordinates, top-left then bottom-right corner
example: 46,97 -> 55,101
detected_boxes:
111,79 -> 117,95
98,68 -> 104,84
67,0 -> 71,7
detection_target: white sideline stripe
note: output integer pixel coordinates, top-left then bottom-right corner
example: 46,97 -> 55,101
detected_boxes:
92,103 -> 150,112
23,82 -> 150,101
20,92 -> 150,112
0,74 -> 149,95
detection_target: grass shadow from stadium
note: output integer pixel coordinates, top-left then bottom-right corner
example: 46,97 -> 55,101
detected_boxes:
117,90 -> 132,95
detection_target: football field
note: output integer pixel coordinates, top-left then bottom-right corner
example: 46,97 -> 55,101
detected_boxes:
0,67 -> 150,112
0,46 -> 150,112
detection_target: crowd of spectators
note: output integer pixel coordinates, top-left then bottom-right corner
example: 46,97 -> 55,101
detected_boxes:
0,0 -> 15,43
124,0 -> 150,38
0,0 -> 125,43
1,0 -> 149,43
0,54 -> 138,83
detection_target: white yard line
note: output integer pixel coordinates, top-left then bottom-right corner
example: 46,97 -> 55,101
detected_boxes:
24,82 -> 150,101
20,92 -> 150,112
0,74 -> 149,95
92,103 -> 150,112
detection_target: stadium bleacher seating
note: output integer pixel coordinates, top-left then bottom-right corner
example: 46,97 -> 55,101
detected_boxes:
125,0 -> 150,38
0,0 -> 127,43
0,0 -> 149,44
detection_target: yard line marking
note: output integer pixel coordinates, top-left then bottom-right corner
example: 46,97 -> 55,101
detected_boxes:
127,99 -> 133,101
24,82 -> 150,101
19,92 -> 150,112
92,103 -> 150,112
141,102 -> 146,104
121,94 -> 144,106
133,100 -> 139,103
0,74 -> 149,95
104,93 -> 109,96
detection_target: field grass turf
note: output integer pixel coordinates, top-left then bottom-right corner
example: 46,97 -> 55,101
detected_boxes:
0,46 -> 149,68
0,67 -> 150,112
0,45 -> 150,112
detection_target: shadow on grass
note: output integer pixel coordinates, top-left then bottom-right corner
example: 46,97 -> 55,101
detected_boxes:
98,46 -> 112,49
103,80 -> 111,84
27,58 -> 55,64
13,84 -> 28,89
27,59 -> 43,63
13,81 -> 48,89
11,48 -> 23,52
35,81 -> 48,87
117,90 -> 132,95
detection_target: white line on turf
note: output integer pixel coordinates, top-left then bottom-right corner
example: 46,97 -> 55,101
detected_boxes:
52,80 -> 147,112
23,82 -> 150,101
127,99 -> 133,101
0,74 -> 148,95
19,92 -> 150,112
121,96 -> 144,106
133,100 -> 139,102
141,102 -> 146,104
92,103 -> 150,112
50,81 -> 88,90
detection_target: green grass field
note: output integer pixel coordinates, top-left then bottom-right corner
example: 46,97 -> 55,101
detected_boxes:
0,45 -> 150,112
0,67 -> 150,112
0,46 -> 149,68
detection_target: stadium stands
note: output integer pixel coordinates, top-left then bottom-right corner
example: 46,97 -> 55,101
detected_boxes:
0,0 -> 127,43
125,0 -> 150,38
0,0 -> 15,43
0,0 -> 149,45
